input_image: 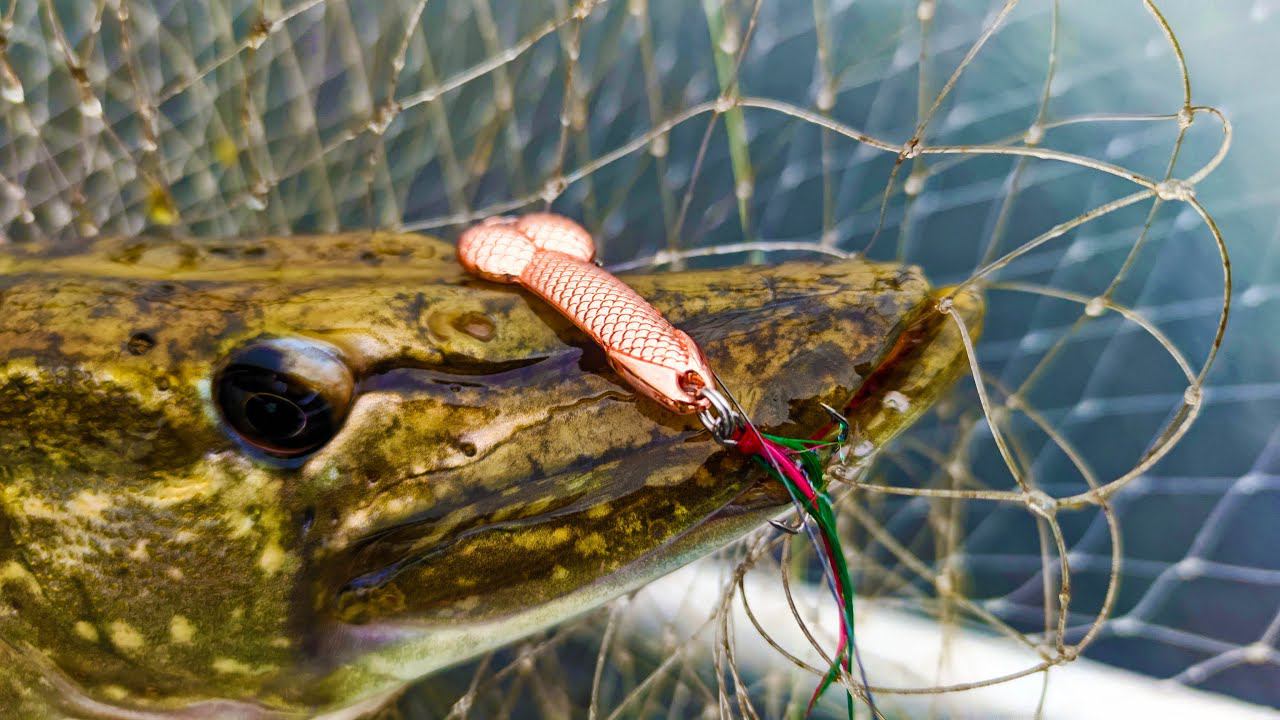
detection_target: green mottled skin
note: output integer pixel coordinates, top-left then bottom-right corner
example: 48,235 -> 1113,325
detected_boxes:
0,233 -> 981,718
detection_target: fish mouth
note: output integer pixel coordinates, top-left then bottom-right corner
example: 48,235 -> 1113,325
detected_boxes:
298,261 -> 982,699
306,458 -> 803,712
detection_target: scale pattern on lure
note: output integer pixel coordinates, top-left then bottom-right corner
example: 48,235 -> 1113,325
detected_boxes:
457,212 -> 873,718
458,213 -> 714,414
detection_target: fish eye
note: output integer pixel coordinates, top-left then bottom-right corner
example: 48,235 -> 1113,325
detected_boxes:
214,338 -> 355,458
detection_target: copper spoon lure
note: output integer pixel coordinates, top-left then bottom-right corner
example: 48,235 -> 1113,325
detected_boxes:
457,212 -> 719,416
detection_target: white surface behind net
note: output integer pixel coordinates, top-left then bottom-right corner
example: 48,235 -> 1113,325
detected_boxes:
2,0 -> 1275,716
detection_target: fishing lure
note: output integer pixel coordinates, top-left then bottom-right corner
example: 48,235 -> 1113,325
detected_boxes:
457,213 -> 714,413
458,213 -> 875,718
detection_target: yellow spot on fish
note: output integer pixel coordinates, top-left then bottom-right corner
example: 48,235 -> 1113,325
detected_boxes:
586,502 -> 612,520
100,685 -> 130,701
575,533 -> 608,557
0,561 -> 40,596
169,615 -> 195,644
258,542 -> 286,575
67,490 -> 112,520
127,540 -> 150,562
212,657 -> 253,675
74,621 -> 99,642
613,512 -> 643,536
512,526 -> 573,551
166,566 -> 185,581
646,464 -> 698,489
19,495 -> 56,519
108,621 -> 145,652
551,565 -> 570,581
147,476 -> 217,506
228,513 -> 256,538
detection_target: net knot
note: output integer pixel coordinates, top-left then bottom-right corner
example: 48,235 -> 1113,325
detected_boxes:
1154,178 -> 1196,202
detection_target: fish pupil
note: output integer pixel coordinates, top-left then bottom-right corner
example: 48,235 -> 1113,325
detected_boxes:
215,362 -> 336,457
243,391 -> 308,439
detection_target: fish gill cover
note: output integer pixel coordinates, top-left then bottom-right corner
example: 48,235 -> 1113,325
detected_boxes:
1,0 -> 1276,716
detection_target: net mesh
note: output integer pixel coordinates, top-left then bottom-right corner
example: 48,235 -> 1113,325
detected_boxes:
2,0 -> 1274,716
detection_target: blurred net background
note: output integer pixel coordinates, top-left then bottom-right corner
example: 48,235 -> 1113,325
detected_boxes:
0,0 -> 1275,716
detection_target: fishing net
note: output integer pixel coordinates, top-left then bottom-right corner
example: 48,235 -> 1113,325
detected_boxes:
3,0 -> 1274,716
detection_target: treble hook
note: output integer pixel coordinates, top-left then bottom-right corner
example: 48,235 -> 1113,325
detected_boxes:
819,402 -> 851,444
769,518 -> 805,535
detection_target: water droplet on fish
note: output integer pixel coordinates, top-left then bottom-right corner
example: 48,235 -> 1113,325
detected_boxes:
882,390 -> 911,413
1084,296 -> 1106,317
